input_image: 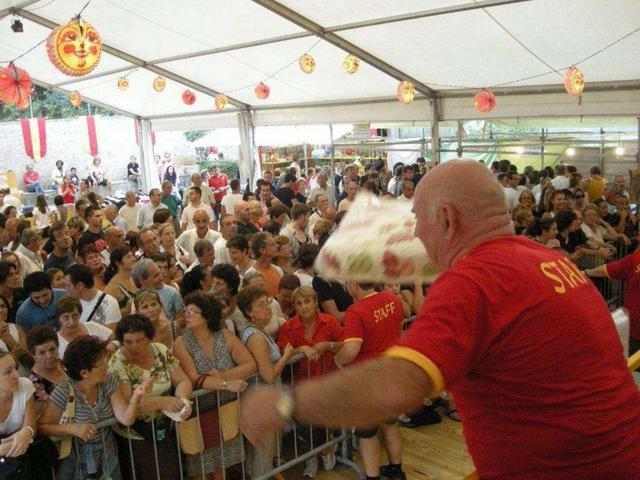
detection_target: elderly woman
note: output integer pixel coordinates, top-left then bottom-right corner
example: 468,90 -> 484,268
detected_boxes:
39,336 -> 150,480
511,205 -> 535,235
133,289 -> 174,348
109,314 -> 192,480
56,296 -> 114,358
242,272 -> 287,337
26,326 -> 67,413
158,222 -> 190,270
517,190 -> 536,213
581,204 -> 620,252
173,292 -> 255,480
104,246 -> 138,316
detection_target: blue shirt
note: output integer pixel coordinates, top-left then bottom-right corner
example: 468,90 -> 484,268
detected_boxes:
157,285 -> 184,320
16,289 -> 67,333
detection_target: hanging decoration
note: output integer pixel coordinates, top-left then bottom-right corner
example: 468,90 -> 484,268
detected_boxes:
69,90 -> 82,107
255,82 -> 270,100
20,117 -> 47,162
563,66 -> 584,96
215,94 -> 228,111
473,89 -> 496,113
79,115 -> 99,156
342,54 -> 360,74
182,89 -> 196,105
396,81 -> 415,104
117,76 -> 129,90
46,18 -> 102,77
0,64 -> 32,108
298,53 -> 316,74
134,119 -> 156,147
153,76 -> 166,92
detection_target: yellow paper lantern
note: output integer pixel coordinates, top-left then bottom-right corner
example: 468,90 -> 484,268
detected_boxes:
215,94 -> 228,111
563,66 -> 584,96
46,18 -> 102,77
69,90 -> 82,107
298,54 -> 316,74
396,81 -> 415,104
342,55 -> 360,74
153,76 -> 166,92
117,76 -> 129,90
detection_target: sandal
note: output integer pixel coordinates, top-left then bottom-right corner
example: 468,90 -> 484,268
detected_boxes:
446,408 -> 461,422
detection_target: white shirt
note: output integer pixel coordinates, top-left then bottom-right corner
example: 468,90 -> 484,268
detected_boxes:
551,176 -> 570,190
581,223 -> 608,244
503,188 -> 519,212
181,203 -> 214,230
0,378 -> 33,436
137,202 -> 168,229
51,169 -> 64,186
214,236 -> 232,265
58,321 -> 112,357
308,186 -> 333,206
176,228 -> 221,262
15,244 -> 43,277
221,193 -> 243,216
80,291 -> 121,326
32,208 -> 51,231
3,194 -> 22,215
119,204 -> 141,233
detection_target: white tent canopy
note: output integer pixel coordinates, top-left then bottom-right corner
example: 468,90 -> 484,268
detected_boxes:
0,0 -> 638,129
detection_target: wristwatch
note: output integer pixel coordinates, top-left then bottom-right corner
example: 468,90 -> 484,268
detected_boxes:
275,389 -> 295,425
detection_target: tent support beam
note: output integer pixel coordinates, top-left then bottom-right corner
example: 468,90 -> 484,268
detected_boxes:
252,0 -> 435,98
16,8 -> 251,111
431,99 -> 441,164
1,0 -> 40,18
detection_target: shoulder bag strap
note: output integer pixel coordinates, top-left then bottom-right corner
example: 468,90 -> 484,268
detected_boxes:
86,293 -> 107,323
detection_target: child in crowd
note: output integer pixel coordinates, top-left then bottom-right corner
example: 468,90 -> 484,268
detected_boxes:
46,268 -> 65,289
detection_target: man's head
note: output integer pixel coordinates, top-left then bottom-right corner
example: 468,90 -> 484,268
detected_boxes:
162,181 -> 173,196
227,235 -> 249,266
85,205 -> 104,230
291,204 -> 310,228
413,159 -> 513,272
64,264 -> 95,299
234,201 -> 250,223
220,214 -> 237,239
149,189 -> 161,206
20,227 -> 42,253
402,165 -> 415,181
25,164 -> 33,173
604,182 -> 617,204
230,178 -> 241,193
125,191 -> 137,207
55,160 -> 64,171
24,271 -> 53,308
129,155 -> 137,163
50,222 -> 72,253
316,172 -> 327,188
189,187 -> 202,205
615,175 -> 626,193
402,181 -> 415,199
259,182 -> 273,202
263,170 -> 274,184
210,165 -> 220,177
283,172 -> 297,186
138,228 -> 160,257
251,232 -> 278,261
509,172 -> 520,189
131,258 -> 164,289
315,194 -> 329,213
615,194 -> 630,212
193,209 -> 211,233
191,172 -> 203,187
194,239 -> 215,267
103,204 -> 118,223
346,181 -> 358,200
104,226 -> 125,251
79,179 -> 89,192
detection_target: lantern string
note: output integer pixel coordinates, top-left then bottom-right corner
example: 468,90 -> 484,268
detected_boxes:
572,25 -> 640,67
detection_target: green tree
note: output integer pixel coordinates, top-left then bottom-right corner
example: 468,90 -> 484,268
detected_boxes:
183,130 -> 210,142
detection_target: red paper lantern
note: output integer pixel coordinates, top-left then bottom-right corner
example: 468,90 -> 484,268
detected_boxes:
69,90 -> 82,108
215,94 -> 228,111
298,54 -> 316,74
474,89 -> 496,113
396,81 -> 415,104
255,82 -> 270,100
0,65 -> 32,107
564,66 -> 584,96
46,18 -> 102,77
182,89 -> 196,105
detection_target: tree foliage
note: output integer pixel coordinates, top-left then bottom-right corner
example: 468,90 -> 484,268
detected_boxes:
183,130 -> 210,142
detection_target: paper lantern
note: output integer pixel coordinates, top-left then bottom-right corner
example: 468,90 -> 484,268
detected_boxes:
46,18 -> 102,77
396,81 -> 415,104
215,94 -> 228,111
117,76 -> 129,90
182,89 -> 196,105
342,54 -> 360,74
69,90 -> 82,107
298,53 -> 316,74
564,66 -> 584,96
153,76 -> 166,92
474,89 -> 496,113
255,82 -> 270,100
0,64 -> 32,107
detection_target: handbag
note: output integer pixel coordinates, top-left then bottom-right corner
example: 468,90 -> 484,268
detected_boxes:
53,386 -> 75,459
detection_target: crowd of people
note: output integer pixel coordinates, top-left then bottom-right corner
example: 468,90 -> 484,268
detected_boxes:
0,152 -> 635,480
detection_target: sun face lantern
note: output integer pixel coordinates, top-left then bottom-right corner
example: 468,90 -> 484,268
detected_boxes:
215,94 -> 228,111
0,64 -> 32,107
298,54 -> 316,74
182,89 -> 196,105
117,76 -> 129,90
255,82 -> 270,100
342,54 -> 360,74
564,66 -> 584,96
46,18 -> 102,77
474,89 -> 496,113
69,90 -> 82,107
396,81 -> 415,104
153,76 -> 166,92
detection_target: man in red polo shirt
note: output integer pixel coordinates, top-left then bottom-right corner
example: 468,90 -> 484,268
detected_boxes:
240,159 -> 640,480
208,164 -> 229,225
586,250 -> 640,354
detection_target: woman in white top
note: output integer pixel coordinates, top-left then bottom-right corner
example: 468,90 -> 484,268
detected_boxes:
32,195 -> 53,232
293,243 -> 317,288
0,297 -> 28,375
581,204 -> 618,253
158,223 -> 189,270
90,156 -> 111,194
55,297 -> 114,358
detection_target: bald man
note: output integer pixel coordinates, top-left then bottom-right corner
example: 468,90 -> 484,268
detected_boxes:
240,159 -> 640,479
176,209 -> 221,263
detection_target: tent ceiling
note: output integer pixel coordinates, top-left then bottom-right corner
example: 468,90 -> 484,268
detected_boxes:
0,0 -> 637,125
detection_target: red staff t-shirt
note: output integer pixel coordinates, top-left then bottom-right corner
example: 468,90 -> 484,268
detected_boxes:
208,174 -> 229,203
386,236 -> 640,479
605,251 -> 640,341
343,291 -> 403,364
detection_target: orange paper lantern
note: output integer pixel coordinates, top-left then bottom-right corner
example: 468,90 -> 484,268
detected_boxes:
182,90 -> 196,105
473,89 -> 496,113
342,55 -> 360,74
46,18 -> 102,77
69,90 -> 82,107
117,76 -> 129,90
396,81 -> 415,104
153,76 -> 166,92
255,82 -> 270,100
0,65 -> 32,107
299,54 -> 316,74
564,66 -> 584,96
215,94 -> 228,111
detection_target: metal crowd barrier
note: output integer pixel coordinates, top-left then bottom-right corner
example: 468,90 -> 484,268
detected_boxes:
51,354 -> 364,480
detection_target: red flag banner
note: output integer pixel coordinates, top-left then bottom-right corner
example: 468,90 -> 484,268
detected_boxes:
134,118 -> 156,146
20,117 -> 46,162
79,115 -> 99,156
